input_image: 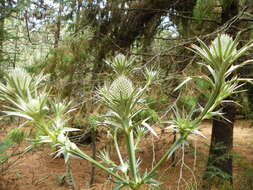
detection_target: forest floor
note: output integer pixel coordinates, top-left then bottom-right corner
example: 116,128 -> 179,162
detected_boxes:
0,120 -> 253,190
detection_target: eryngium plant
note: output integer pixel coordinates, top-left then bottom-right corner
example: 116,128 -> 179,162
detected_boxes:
0,34 -> 251,190
168,34 -> 253,137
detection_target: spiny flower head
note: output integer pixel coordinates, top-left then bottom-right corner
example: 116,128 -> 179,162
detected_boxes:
209,34 -> 237,59
109,75 -> 134,100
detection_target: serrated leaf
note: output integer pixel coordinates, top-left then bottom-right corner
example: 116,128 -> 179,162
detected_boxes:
3,111 -> 33,120
62,128 -> 80,132
192,129 -> 207,138
174,77 -> 192,92
141,118 -> 157,137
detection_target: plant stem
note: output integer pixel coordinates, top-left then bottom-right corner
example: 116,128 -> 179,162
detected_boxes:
41,122 -> 128,184
126,130 -> 138,183
66,160 -> 77,190
68,148 -> 127,184
171,131 -> 177,167
114,129 -> 124,166
89,127 -> 96,186
144,136 -> 184,180
194,74 -> 223,124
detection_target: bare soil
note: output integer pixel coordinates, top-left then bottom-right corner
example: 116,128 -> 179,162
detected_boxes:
1,120 -> 253,190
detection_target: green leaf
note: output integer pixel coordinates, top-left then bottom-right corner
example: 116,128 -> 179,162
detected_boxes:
174,77 -> 192,92
141,118 -> 157,137
0,139 -> 13,154
113,183 -> 125,190
3,111 -> 33,120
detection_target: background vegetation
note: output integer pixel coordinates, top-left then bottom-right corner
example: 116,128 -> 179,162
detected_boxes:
1,0 -> 253,190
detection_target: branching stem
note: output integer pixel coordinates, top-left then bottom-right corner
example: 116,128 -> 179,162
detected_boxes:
144,136 -> 185,181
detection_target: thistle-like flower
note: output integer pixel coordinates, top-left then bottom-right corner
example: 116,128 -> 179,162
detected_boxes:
106,54 -> 136,75
109,75 -> 134,100
191,33 -> 253,74
172,33 -> 253,137
209,34 -> 237,60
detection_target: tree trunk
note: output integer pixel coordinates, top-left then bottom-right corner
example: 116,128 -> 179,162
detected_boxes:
54,0 -> 63,48
210,105 -> 235,177
203,104 -> 236,189
75,0 -> 82,33
203,0 -> 239,189
0,0 -> 5,67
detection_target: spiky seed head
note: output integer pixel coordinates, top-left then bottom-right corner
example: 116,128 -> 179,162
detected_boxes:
109,75 -> 134,100
210,34 -> 237,59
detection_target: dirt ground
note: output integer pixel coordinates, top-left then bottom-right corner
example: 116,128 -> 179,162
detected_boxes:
0,120 -> 253,190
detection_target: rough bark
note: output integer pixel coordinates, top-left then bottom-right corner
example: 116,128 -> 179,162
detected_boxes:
203,104 -> 236,189
0,0 -> 5,66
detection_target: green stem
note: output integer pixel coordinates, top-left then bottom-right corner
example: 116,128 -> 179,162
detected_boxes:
126,130 -> 138,183
144,136 -> 184,180
69,148 -> 127,183
114,128 -> 129,179
40,122 -> 128,185
194,74 -> 223,124
114,129 -> 124,166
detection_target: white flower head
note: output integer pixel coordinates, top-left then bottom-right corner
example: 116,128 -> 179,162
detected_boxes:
109,75 -> 134,100
210,34 -> 237,58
